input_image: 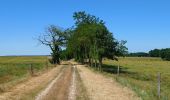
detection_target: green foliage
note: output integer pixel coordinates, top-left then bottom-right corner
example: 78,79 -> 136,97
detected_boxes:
160,48 -> 170,61
60,49 -> 73,60
149,48 -> 170,61
39,11 -> 128,68
149,49 -> 161,57
116,40 -> 128,57
65,11 -> 127,69
127,52 -> 149,57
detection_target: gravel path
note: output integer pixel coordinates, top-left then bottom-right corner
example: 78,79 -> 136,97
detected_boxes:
77,65 -> 140,100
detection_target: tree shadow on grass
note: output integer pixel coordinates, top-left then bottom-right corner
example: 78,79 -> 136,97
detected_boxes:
101,64 -> 136,75
101,64 -> 153,81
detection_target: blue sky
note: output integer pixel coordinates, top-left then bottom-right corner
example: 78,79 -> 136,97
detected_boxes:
0,0 -> 170,55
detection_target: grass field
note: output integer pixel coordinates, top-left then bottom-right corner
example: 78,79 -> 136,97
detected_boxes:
0,56 -> 51,92
103,57 -> 170,100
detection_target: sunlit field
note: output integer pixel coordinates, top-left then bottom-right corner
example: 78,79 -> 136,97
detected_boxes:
103,57 -> 170,100
0,56 -> 50,92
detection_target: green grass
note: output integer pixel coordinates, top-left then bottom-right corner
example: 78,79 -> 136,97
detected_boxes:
103,57 -> 170,100
0,56 -> 51,92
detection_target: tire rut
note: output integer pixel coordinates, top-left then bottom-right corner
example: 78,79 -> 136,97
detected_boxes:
35,66 -> 67,100
36,64 -> 74,100
68,65 -> 76,100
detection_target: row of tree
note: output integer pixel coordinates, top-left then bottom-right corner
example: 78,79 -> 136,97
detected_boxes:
149,48 -> 170,60
39,11 -> 128,70
126,52 -> 149,57
126,49 -> 170,61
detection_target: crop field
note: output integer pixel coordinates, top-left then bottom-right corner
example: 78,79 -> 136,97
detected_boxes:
103,57 -> 170,100
0,56 -> 50,92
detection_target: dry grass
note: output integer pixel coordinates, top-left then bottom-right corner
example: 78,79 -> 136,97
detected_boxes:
77,65 -> 140,100
75,66 -> 89,100
103,57 -> 170,100
0,56 -> 51,92
0,63 -> 63,100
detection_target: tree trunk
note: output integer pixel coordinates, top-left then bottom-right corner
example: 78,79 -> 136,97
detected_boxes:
88,58 -> 91,67
99,57 -> 102,71
56,57 -> 60,64
91,58 -> 94,67
95,59 -> 97,69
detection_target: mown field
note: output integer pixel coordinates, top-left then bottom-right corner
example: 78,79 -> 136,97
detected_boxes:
0,56 -> 51,92
103,57 -> 170,100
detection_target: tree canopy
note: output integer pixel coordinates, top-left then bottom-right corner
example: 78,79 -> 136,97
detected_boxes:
39,25 -> 68,64
40,11 -> 128,68
65,11 -> 127,70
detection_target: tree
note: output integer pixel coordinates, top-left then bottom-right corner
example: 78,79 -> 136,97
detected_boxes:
160,48 -> 170,61
66,11 -> 127,71
149,49 -> 160,57
39,25 -> 67,64
39,11 -> 128,68
116,40 -> 128,57
149,48 -> 170,61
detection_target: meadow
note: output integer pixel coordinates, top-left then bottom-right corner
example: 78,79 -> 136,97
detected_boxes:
103,57 -> 170,100
0,56 -> 50,92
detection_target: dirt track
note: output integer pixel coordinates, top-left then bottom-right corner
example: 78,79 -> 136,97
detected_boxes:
36,64 -> 74,100
0,61 -> 140,100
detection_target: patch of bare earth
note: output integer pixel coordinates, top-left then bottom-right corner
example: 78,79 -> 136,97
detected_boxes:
37,64 -> 73,100
77,65 -> 140,100
0,64 -> 64,100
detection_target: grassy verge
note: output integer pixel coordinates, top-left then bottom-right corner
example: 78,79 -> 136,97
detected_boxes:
0,56 -> 53,92
19,65 -> 66,100
102,57 -> 170,100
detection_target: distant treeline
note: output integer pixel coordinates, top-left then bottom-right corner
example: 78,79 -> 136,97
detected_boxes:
127,52 -> 149,57
127,48 -> 170,61
149,48 -> 170,61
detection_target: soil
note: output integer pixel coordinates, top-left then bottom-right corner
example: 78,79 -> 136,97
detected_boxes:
36,64 -> 73,100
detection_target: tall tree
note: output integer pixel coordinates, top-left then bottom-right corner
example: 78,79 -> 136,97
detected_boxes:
39,25 -> 67,64
66,11 -> 126,70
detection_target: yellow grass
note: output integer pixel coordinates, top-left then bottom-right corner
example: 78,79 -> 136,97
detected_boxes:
0,56 -> 50,92
103,57 -> 170,100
